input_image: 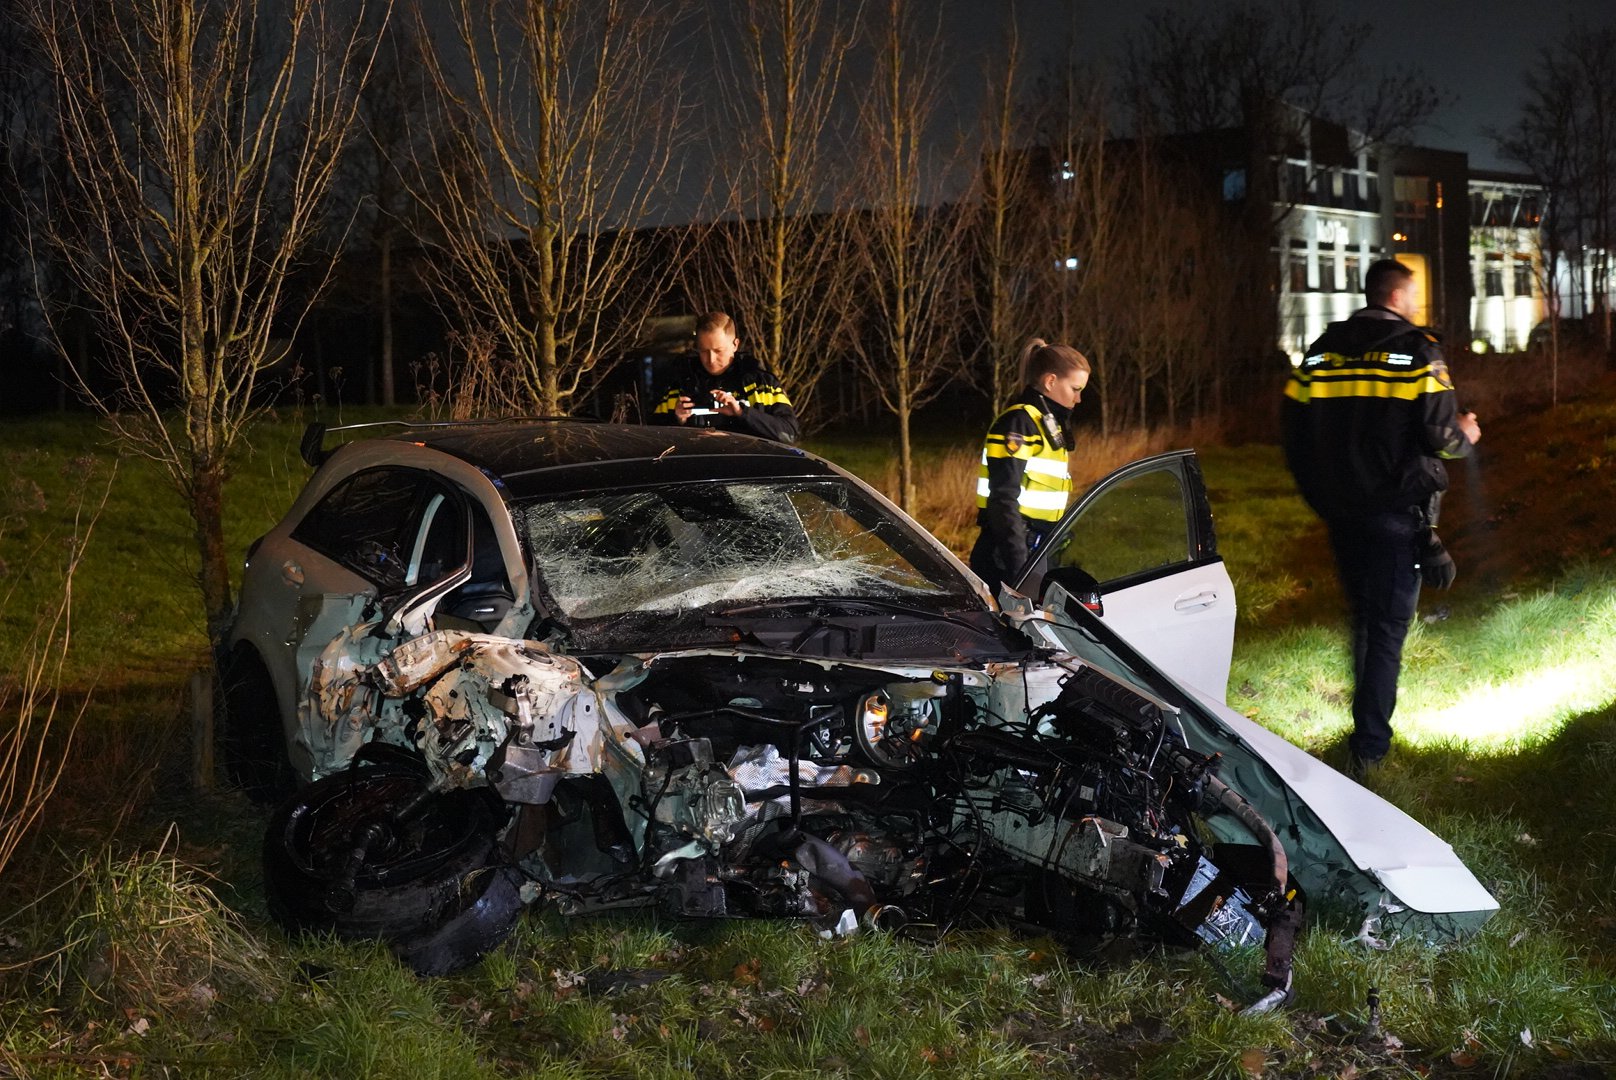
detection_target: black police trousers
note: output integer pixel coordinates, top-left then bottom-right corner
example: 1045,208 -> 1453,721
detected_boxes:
969,516 -> 1054,598
1325,510 -> 1423,762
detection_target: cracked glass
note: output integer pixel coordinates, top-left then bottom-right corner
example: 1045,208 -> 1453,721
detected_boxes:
518,480 -> 967,620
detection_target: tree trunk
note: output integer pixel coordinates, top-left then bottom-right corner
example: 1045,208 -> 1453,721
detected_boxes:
191,461 -> 233,651
897,398 -> 914,514
380,229 -> 395,406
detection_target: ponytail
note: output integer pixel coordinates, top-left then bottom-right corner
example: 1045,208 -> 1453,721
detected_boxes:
1019,338 -> 1090,387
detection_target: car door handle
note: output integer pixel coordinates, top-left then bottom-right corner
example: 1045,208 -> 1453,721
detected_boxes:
1173,590 -> 1218,611
282,560 -> 304,586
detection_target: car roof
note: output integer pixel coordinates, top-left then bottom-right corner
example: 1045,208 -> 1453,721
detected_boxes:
354,420 -> 839,499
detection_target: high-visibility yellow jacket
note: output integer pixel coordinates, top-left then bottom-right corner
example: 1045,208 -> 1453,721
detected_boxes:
970,390 -> 1074,585
976,393 -> 1072,525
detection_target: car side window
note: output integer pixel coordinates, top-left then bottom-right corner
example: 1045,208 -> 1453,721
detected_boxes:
411,492 -> 468,587
1046,469 -> 1190,585
292,469 -> 425,590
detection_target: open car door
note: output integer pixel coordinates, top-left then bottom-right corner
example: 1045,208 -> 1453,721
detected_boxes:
1010,450 -> 1237,702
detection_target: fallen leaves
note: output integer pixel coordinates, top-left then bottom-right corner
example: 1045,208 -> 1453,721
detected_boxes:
1449,1030 -> 1485,1068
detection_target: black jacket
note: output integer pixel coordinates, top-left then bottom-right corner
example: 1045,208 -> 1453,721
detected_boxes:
1282,306 -> 1473,521
650,354 -> 800,444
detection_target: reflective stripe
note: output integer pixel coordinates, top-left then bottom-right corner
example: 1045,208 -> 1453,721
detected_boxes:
1286,365 -> 1452,403
1018,489 -> 1068,512
1023,456 -> 1069,479
979,479 -> 1068,506
983,435 -> 1038,460
976,400 -> 1072,521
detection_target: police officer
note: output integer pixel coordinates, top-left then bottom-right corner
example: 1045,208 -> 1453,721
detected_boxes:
969,339 -> 1090,595
1282,259 -> 1480,776
651,311 -> 799,443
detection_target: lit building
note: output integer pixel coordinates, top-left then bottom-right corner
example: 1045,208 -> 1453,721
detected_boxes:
1466,172 -> 1547,352
1196,108 -> 1549,360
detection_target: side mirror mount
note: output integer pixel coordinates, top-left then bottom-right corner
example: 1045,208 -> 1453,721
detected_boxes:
1039,565 -> 1104,619
300,423 -> 328,468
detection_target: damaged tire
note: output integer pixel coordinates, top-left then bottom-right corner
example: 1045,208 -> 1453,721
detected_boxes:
218,646 -> 296,804
263,759 -> 523,974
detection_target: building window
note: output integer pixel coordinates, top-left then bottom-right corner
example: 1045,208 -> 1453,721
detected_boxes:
1288,254 -> 1308,293
1287,162 -> 1309,201
1484,256 -> 1504,298
1222,168 -> 1247,201
1345,255 -> 1361,294
1319,259 -> 1337,292
1394,175 -> 1429,216
1513,259 -> 1534,297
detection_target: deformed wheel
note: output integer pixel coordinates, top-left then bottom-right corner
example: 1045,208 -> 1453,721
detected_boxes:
218,647 -> 296,804
393,864 -> 528,976
263,759 -> 522,972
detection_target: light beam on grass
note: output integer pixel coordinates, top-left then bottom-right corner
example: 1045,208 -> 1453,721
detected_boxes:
1401,659 -> 1616,748
1398,581 -> 1616,750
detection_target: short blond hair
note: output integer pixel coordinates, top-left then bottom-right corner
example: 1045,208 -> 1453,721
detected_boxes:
695,311 -> 738,337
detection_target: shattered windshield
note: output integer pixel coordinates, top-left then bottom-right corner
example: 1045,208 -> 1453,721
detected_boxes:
516,479 -> 978,630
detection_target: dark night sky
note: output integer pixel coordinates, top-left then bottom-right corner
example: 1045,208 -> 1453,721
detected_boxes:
939,0 -> 1598,173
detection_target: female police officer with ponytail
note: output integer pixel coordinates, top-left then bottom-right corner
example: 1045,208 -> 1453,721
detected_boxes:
969,339 -> 1091,595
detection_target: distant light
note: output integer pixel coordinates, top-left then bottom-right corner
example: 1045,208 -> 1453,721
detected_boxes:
1393,231 -> 1408,242
1058,256 -> 1080,271
1059,161 -> 1074,181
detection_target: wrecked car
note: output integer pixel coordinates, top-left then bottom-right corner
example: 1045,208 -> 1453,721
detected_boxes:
220,419 -> 1497,992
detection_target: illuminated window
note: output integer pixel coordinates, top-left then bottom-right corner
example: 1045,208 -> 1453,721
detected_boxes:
1513,259 -> 1533,297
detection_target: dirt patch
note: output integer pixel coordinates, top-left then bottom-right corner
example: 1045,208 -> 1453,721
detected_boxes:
1441,371 -> 1616,593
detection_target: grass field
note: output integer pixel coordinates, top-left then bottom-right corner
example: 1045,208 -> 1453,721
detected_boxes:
3,366 -> 1616,1078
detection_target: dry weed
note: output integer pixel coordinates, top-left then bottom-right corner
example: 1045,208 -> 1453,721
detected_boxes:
41,829 -> 281,1017
0,462 -> 112,882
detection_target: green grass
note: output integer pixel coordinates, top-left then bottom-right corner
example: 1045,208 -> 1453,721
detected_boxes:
4,397 -> 1616,1077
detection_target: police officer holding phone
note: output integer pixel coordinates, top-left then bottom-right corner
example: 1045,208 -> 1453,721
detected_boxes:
651,311 -> 800,444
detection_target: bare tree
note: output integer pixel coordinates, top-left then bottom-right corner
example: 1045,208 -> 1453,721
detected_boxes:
1124,0 -> 1440,150
317,13 -> 445,407
28,0 -> 388,646
415,0 -> 689,416
1497,54 -> 1580,402
1502,18 -> 1616,355
962,11 -> 1048,417
1027,65 -> 1128,435
848,0 -> 966,513
684,0 -> 862,430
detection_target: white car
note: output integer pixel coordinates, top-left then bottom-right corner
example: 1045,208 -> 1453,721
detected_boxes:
220,420 -> 1495,982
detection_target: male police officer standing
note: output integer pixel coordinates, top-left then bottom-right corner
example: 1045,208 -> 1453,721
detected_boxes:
1282,259 -> 1480,776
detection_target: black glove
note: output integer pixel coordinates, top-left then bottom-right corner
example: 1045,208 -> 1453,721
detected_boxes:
1418,531 -> 1456,589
